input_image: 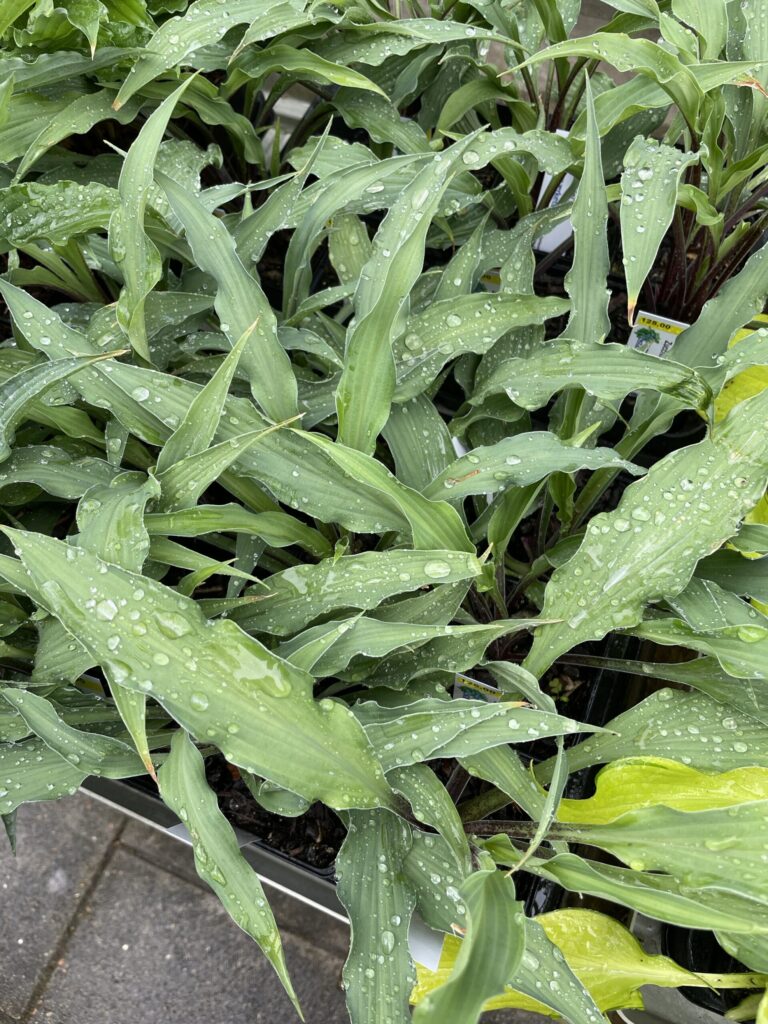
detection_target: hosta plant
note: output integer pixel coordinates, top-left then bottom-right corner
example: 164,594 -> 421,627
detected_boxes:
2,2 -> 768,1023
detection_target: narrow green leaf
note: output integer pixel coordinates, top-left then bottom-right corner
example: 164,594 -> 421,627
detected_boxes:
0,446 -> 116,500
394,294 -> 569,402
145,505 -> 331,558
356,698 -> 587,772
157,731 -> 299,1014
113,0 -> 301,107
460,746 -> 546,820
560,802 -> 768,907
561,78 -> 610,346
76,471 -> 163,772
0,737 -> 85,813
388,764 -> 470,874
336,137 -> 480,453
404,830 -> 469,935
673,240 -> 768,368
156,421 -> 296,512
472,340 -> 711,410
382,397 -> 453,492
536,689 -> 768,783
672,0 -> 728,58
236,43 -> 385,95
0,181 -> 117,252
155,327 -> 253,474
501,847 -> 768,935
336,809 -> 416,1024
230,550 -> 481,637
110,79 -> 192,361
0,688 -> 146,779
413,871 -> 525,1024
77,472 -> 159,573
157,170 -> 298,421
423,433 -> 640,502
16,90 -> 141,180
697,550 -> 768,602
518,34 -> 704,125
620,137 -> 697,320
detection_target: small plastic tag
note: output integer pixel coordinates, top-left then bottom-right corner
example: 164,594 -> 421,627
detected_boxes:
627,310 -> 690,357
453,673 -> 502,702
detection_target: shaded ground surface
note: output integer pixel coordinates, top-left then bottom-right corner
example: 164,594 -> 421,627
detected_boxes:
0,793 -> 549,1024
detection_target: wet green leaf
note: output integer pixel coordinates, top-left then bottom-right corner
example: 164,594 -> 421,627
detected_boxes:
412,870 -> 526,1024
230,550 -> 481,636
1,530 -> 393,810
337,809 -> 416,1024
157,730 -> 299,1013
526,388 -> 768,676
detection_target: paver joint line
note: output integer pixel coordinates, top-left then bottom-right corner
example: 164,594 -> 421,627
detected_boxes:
19,818 -> 127,1024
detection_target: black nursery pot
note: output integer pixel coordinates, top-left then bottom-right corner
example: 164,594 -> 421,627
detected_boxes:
615,915 -> 755,1024
80,643 -> 637,917
81,773 -> 347,920
81,647 -> 739,1023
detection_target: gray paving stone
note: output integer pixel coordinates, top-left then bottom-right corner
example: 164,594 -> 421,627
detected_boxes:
0,794 -> 124,1021
119,818 -> 350,960
33,847 -> 349,1024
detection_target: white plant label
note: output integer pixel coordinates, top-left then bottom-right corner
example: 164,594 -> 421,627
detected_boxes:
627,310 -> 690,357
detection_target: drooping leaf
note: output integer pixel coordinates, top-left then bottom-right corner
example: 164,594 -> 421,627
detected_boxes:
355,697 -> 588,772
412,870 -> 526,1024
393,294 -> 569,402
0,180 -> 118,251
422,433 -> 641,502
536,689 -> 768,782
0,351 -> 124,461
0,530 -> 392,810
145,504 -> 331,558
415,909 -> 766,1015
387,764 -> 471,874
488,843 -> 768,935
229,550 -> 481,636
336,808 -> 416,1024
554,802 -> 768,908
472,340 -> 711,411
0,736 -> 86,814
0,688 -> 147,779
113,0 -> 307,107
157,730 -> 299,1013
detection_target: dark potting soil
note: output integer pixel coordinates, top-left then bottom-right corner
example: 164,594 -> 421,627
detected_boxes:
197,655 -> 619,877
204,757 -> 344,873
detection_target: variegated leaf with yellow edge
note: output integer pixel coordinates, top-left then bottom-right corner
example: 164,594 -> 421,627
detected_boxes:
412,909 -> 768,1017
557,757 -> 768,825
714,315 -> 768,423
